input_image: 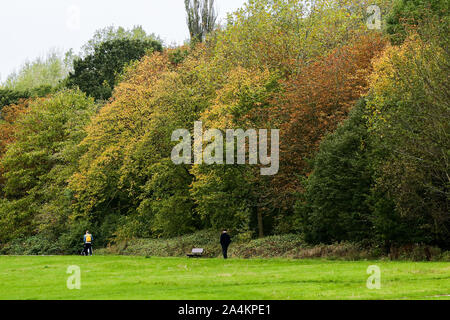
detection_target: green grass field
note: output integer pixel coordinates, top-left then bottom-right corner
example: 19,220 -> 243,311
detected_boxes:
0,256 -> 449,300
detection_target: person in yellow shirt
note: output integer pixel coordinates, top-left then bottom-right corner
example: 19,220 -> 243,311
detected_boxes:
83,230 -> 93,256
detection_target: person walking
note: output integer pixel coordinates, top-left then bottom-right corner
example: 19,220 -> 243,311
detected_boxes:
83,230 -> 93,256
220,229 -> 231,259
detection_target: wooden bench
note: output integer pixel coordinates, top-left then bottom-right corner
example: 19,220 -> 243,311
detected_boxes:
187,248 -> 204,258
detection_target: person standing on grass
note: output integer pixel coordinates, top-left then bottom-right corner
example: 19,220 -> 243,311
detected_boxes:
83,230 -> 93,256
220,229 -> 231,259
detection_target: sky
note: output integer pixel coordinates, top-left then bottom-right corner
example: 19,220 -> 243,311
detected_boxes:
0,0 -> 247,82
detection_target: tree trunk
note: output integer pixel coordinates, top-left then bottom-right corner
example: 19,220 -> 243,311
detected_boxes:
257,208 -> 264,238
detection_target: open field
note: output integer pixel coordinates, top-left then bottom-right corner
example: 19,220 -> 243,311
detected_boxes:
0,256 -> 449,300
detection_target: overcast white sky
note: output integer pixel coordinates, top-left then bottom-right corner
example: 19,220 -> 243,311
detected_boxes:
0,0 -> 247,82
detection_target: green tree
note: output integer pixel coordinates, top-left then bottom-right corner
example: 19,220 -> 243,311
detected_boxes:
134,160 -> 196,238
296,101 -> 376,244
385,0 -> 448,44
0,90 -> 96,243
81,25 -> 162,57
367,19 -> 449,248
3,50 -> 73,91
67,39 -> 162,100
185,0 -> 217,43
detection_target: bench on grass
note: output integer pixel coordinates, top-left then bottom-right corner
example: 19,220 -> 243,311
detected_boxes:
187,248 -> 204,258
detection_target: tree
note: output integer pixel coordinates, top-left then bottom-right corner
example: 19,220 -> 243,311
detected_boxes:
296,100 -> 376,244
81,25 -> 162,57
0,90 -> 96,243
212,0 -> 371,74
185,0 -> 217,43
192,66 -> 280,238
67,39 -> 162,100
3,50 -> 73,91
191,164 -> 255,237
367,20 -> 450,248
135,160 -> 196,238
0,101 -> 28,157
385,0 -> 448,44
0,89 -> 30,112
0,86 -> 55,113
186,0 -> 384,237
68,46 -> 216,240
271,33 -> 387,214
0,99 -> 34,196
68,52 -> 173,225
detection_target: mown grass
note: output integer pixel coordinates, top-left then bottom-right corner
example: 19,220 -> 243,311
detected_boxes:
0,256 -> 448,300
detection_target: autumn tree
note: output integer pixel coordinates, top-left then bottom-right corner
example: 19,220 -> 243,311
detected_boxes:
68,46 -> 217,240
185,0 -> 387,236
0,99 -> 34,197
191,66 -> 279,238
0,90 -> 95,244
0,102 -> 28,156
212,0 -> 371,74
0,85 -> 55,112
271,34 -> 387,212
367,19 -> 449,247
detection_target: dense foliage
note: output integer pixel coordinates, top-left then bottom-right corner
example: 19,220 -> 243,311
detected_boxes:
66,38 -> 163,100
0,0 -> 448,255
385,0 -> 448,44
2,50 -> 73,91
0,90 -> 96,245
185,0 -> 217,43
296,101 -> 376,244
0,85 -> 54,111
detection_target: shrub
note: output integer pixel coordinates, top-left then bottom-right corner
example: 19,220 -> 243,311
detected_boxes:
1,235 -> 61,255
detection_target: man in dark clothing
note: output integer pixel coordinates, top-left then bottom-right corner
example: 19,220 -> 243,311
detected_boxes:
220,229 -> 231,259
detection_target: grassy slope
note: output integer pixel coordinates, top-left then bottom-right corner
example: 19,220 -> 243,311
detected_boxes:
0,256 -> 449,300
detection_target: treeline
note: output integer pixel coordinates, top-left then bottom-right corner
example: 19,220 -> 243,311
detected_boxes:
0,0 -> 448,255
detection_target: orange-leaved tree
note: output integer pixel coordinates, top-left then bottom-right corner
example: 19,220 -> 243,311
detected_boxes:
270,33 -> 387,210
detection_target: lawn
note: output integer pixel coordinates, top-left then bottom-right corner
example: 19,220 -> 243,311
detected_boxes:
0,256 -> 448,300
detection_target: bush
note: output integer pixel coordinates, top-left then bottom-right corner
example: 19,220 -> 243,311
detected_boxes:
96,232 -> 366,260
1,235 -> 61,255
96,231 -> 449,261
389,244 -> 444,261
439,251 -> 450,262
230,234 -> 304,259
98,229 -> 222,257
